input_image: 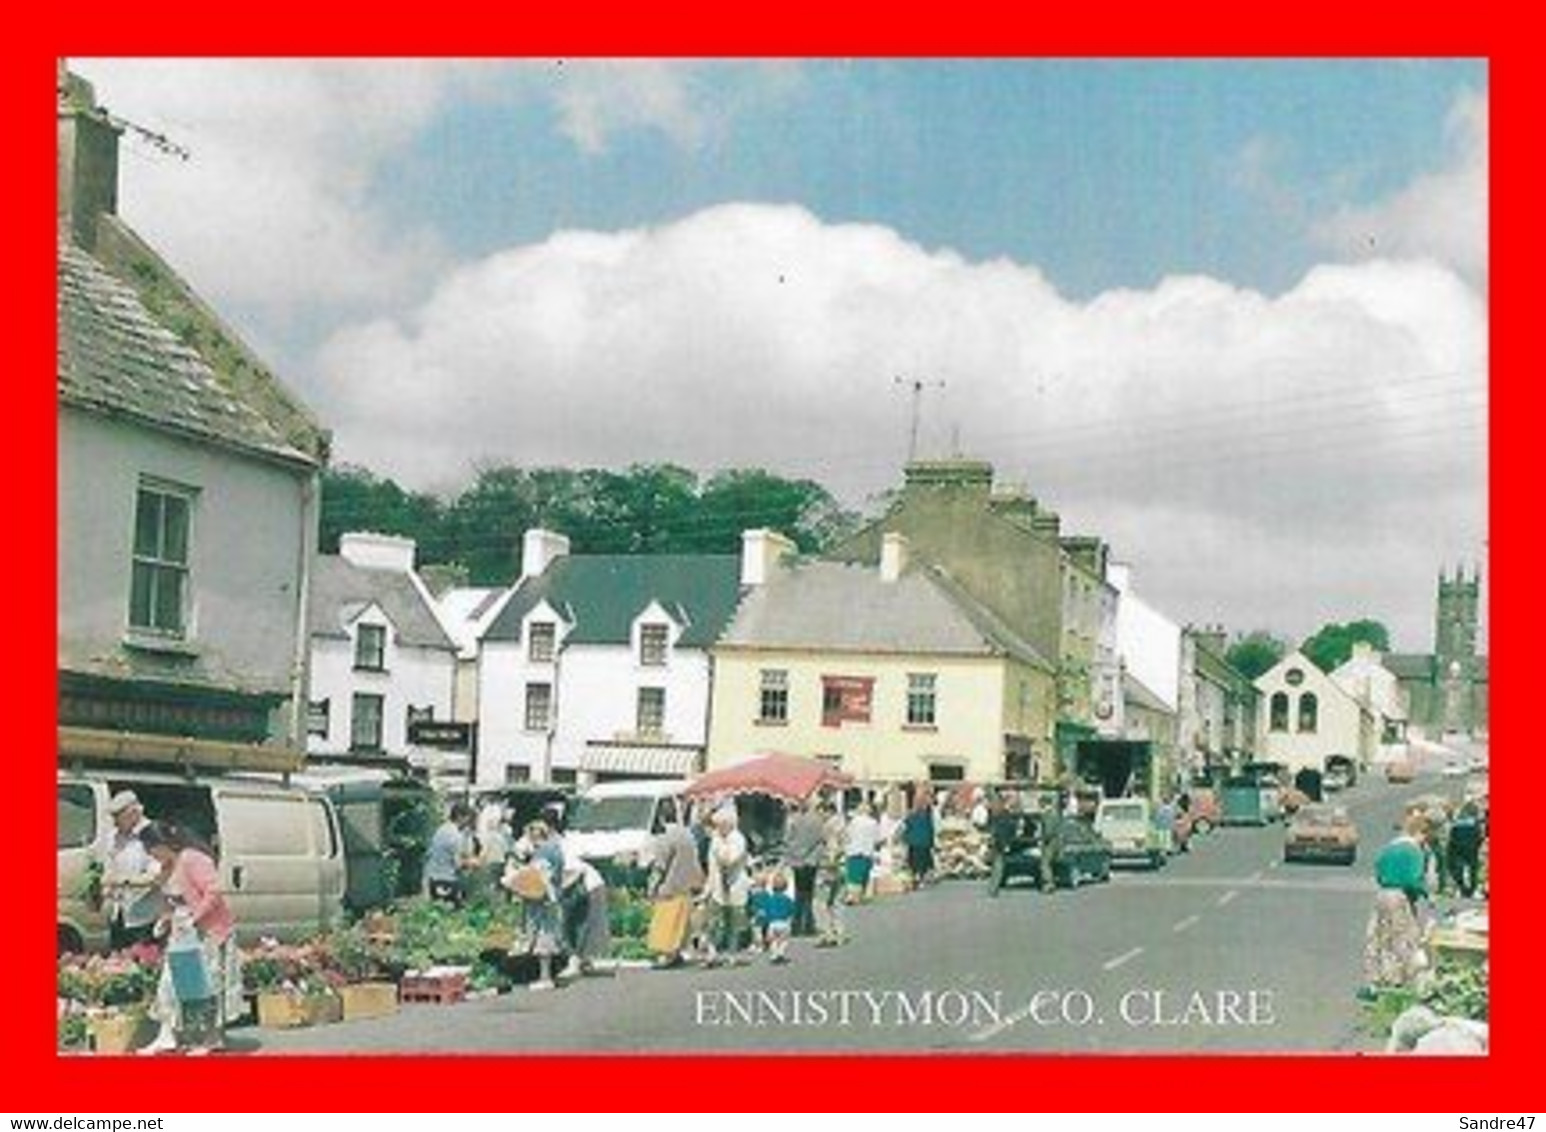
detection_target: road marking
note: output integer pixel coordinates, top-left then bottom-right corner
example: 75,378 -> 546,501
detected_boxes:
1216,890 -> 1239,907
967,1003 -> 1034,1044
1102,946 -> 1144,971
1108,874 -> 1374,895
1172,915 -> 1200,933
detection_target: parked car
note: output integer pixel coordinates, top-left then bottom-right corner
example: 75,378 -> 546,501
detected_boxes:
1323,765 -> 1351,792
1385,759 -> 1416,784
1179,786 -> 1221,834
1283,803 -> 1359,865
988,807 -> 1112,894
1441,762 -> 1469,779
1094,797 -> 1171,868
58,768 -> 346,954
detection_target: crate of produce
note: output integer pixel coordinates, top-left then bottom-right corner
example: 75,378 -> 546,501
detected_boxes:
400,966 -> 470,1005
340,981 -> 399,1021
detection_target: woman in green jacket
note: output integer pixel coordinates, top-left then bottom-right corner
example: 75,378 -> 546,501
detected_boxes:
1361,813 -> 1430,996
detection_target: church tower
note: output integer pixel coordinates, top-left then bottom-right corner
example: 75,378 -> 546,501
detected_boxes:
1434,566 -> 1481,733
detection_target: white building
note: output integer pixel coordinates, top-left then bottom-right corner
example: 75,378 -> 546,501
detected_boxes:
1332,642 -> 1410,762
1255,650 -> 1376,775
474,530 -> 744,786
1109,562 -> 1182,714
307,533 -> 460,782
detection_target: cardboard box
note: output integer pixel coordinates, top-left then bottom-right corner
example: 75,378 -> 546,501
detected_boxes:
256,990 -> 343,1028
340,981 -> 399,1021
86,1012 -> 150,1054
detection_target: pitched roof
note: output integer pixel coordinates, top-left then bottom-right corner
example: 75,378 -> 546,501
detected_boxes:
309,556 -> 456,651
719,560 -> 1054,670
435,587 -> 510,657
1194,638 -> 1252,691
57,225 -> 326,467
482,554 -> 743,647
1383,653 -> 1436,680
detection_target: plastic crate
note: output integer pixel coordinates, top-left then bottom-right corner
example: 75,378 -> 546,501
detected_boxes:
400,969 -> 469,1005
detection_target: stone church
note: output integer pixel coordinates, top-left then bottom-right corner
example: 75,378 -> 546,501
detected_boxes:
1383,568 -> 1489,738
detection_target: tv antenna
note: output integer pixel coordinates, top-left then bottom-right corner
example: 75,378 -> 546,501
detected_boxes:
894,375 -> 946,464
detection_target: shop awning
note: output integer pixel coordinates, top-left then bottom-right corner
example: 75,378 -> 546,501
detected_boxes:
580,742 -> 703,777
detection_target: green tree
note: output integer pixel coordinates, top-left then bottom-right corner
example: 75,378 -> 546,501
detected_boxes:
695,468 -> 859,553
1301,619 -> 1391,673
1225,630 -> 1289,680
319,464 -> 447,558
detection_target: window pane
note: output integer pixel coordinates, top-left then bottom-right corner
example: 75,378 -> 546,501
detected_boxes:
134,490 -> 161,557
351,693 -> 383,750
153,566 -> 184,633
162,494 -> 189,564
129,562 -> 154,628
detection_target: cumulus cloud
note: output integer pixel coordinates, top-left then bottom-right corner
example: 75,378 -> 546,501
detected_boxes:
76,59 -> 471,319
313,203 -> 1486,646
1313,87 -> 1488,290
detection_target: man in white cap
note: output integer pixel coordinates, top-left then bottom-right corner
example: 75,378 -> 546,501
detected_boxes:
104,791 -> 164,950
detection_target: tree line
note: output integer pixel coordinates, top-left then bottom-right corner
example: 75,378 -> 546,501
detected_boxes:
319,462 -> 862,586
320,461 -> 1390,673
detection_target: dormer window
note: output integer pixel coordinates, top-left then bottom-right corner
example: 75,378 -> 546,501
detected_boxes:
529,621 -> 556,663
640,624 -> 669,667
355,624 -> 386,671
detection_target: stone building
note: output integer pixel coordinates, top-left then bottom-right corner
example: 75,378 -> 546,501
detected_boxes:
1383,568 -> 1489,739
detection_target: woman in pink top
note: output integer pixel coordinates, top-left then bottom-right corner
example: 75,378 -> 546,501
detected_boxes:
139,823 -> 241,1055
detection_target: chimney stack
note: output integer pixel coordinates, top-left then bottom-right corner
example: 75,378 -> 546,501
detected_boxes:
879,532 -> 909,583
741,529 -> 796,587
339,532 -> 417,573
57,65 -> 121,251
521,529 -> 571,580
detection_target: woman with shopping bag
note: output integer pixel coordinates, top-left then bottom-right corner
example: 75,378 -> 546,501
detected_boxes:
646,815 -> 704,967
138,823 -> 240,1055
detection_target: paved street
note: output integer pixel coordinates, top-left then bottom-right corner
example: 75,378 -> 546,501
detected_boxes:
244,775 -> 1470,1055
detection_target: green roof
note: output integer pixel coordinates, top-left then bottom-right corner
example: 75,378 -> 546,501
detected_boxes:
482,554 -> 743,647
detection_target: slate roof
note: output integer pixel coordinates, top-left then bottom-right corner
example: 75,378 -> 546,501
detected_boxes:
57,229 -> 325,467
719,560 -> 1055,671
309,556 -> 457,651
1194,638 -> 1252,692
1383,653 -> 1436,681
482,555 -> 743,647
1383,652 -> 1489,684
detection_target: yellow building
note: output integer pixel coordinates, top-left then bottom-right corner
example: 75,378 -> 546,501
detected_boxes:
708,533 -> 1057,785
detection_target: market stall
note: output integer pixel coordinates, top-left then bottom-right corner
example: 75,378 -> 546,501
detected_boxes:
683,753 -> 852,856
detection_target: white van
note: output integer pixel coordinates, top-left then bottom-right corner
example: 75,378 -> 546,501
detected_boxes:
560,779 -> 690,870
58,768 -> 346,954
1093,796 -> 1172,869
